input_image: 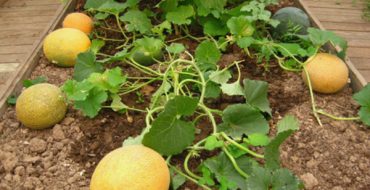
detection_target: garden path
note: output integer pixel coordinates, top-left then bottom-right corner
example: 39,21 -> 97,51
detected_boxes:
0,0 -> 62,93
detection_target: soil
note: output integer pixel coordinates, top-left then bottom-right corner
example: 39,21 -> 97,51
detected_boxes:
1,1 -> 370,190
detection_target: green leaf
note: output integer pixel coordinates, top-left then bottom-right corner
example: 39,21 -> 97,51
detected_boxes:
199,166 -> 216,186
170,168 -> 186,190
166,43 -> 186,54
246,166 -> 271,190
359,106 -> 370,126
164,96 -> 199,116
23,76 -> 47,88
236,37 -> 255,49
246,133 -> 270,146
120,10 -> 152,34
227,16 -> 255,37
166,5 -> 195,25
62,80 -> 94,101
277,115 -> 300,133
221,81 -> 244,96
246,166 -> 303,190
110,94 -> 127,112
209,70 -> 232,84
7,95 -> 17,105
204,136 -> 224,151
142,111 -> 195,156
205,81 -> 221,98
307,28 -> 347,58
242,79 -> 271,115
152,21 -> 172,38
195,40 -> 221,71
221,104 -> 269,138
106,67 -> 126,87
74,87 -> 108,118
73,51 -> 104,81
203,153 -> 257,189
194,0 -> 227,17
265,115 -> 299,170
353,84 -> 370,107
84,0 -> 106,9
271,168 -> 303,190
158,0 -> 178,12
87,68 -> 126,94
122,133 -> 144,146
97,0 -> 128,14
276,43 -> 308,57
94,12 -> 109,20
203,18 -> 229,36
90,39 -> 105,54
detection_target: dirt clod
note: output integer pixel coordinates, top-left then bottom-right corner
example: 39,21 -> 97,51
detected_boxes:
29,138 -> 47,153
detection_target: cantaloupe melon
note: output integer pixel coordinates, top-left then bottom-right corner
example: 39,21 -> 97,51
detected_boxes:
302,53 -> 349,94
63,12 -> 93,34
43,28 -> 91,67
16,83 -> 67,129
90,145 -> 170,190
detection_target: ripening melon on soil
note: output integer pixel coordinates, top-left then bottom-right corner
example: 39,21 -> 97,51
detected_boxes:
63,12 -> 93,34
16,83 -> 67,130
302,53 -> 349,94
90,145 -> 170,190
43,28 -> 91,67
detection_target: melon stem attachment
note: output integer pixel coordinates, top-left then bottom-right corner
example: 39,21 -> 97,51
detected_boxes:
316,110 -> 360,121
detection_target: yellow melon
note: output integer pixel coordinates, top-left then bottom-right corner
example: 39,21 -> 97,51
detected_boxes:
90,145 -> 170,190
63,12 -> 93,34
43,28 -> 91,67
16,83 -> 67,129
302,53 -> 349,94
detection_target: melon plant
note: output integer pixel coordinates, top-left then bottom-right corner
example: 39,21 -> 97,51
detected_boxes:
43,28 -> 91,67
16,83 -> 67,129
130,37 -> 164,66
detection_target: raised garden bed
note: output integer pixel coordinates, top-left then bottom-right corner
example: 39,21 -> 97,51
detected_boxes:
0,0 -> 369,190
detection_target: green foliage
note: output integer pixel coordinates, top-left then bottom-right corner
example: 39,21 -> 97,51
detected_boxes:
23,76 -> 47,88
195,40 -> 221,71
242,79 -> 271,115
73,51 -> 104,82
166,5 -> 195,25
353,84 -> 370,126
7,95 -> 17,105
120,10 -> 152,34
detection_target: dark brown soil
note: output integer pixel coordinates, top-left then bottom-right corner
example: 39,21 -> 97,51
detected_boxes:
1,1 -> 369,190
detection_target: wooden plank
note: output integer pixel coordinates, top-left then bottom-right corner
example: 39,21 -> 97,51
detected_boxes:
0,9 -> 56,18
0,16 -> 52,24
359,70 -> 370,82
0,63 -> 19,72
0,0 -> 76,115
303,1 -> 364,10
3,0 -> 61,6
344,39 -> 370,48
0,45 -> 33,54
310,7 -> 364,15
0,23 -> 49,31
350,57 -> 370,69
334,31 -> 370,40
314,14 -> 368,23
322,22 -> 370,32
0,53 -> 27,63
0,4 -> 60,12
0,37 -> 38,46
297,0 -> 368,91
0,30 -> 42,39
347,47 -> 370,58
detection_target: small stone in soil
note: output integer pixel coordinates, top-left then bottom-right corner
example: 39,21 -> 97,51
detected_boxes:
52,124 -> 66,141
29,138 -> 47,153
300,173 -> 319,189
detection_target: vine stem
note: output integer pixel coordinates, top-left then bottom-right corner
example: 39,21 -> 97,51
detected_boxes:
168,164 -> 212,190
184,152 -> 201,180
302,66 -> 323,126
220,132 -> 264,159
102,106 -> 146,113
222,147 -> 249,178
316,110 -> 360,121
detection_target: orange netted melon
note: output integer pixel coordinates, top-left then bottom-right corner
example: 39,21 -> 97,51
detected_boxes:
43,28 -> 91,67
302,53 -> 349,94
63,12 -> 93,34
90,145 -> 170,190
16,83 -> 67,130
